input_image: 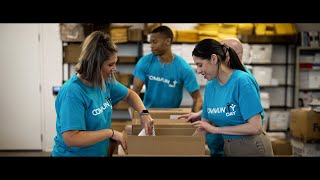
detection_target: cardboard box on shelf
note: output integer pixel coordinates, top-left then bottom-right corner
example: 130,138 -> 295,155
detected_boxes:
274,23 -> 297,35
128,28 -> 143,41
290,108 -> 320,142
269,111 -> 290,131
254,24 -> 276,35
175,30 -> 198,43
252,66 -> 273,86
299,71 -> 320,89
110,26 -> 130,43
237,23 -> 254,35
249,44 -> 272,64
117,56 -> 136,63
64,44 -> 81,64
218,24 -> 238,34
116,73 -> 132,87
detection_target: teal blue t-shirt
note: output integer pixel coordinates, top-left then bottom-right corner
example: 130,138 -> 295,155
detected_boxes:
244,65 -> 264,119
133,53 -> 200,108
205,67 -> 264,156
51,74 -> 128,157
244,65 -> 253,77
202,70 -> 263,139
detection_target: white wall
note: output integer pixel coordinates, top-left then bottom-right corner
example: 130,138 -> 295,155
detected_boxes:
40,24 -> 62,152
0,24 -> 42,149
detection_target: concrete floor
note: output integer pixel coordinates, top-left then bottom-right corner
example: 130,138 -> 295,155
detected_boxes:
0,150 -> 51,157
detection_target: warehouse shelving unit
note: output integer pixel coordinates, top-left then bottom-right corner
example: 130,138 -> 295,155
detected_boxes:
240,34 -> 297,132
240,35 -> 297,110
295,46 -> 320,107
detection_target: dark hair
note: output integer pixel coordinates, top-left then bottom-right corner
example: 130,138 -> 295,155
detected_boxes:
192,38 -> 245,72
75,31 -> 118,90
151,25 -> 174,43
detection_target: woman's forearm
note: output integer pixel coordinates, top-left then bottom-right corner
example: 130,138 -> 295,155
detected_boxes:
63,129 -> 113,147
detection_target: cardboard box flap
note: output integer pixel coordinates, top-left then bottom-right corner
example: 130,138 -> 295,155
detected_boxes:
133,118 -> 192,125
128,135 -> 205,155
132,126 -> 196,136
130,107 -> 192,122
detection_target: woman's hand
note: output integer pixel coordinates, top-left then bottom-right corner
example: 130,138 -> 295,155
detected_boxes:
111,130 -> 127,150
140,115 -> 154,135
177,112 -> 201,123
191,120 -> 217,134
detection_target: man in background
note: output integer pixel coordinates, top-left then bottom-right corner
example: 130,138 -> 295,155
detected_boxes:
132,25 -> 202,112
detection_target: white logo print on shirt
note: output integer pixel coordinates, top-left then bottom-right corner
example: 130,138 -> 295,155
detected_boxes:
230,104 -> 236,111
92,99 -> 112,116
207,103 -> 236,117
148,75 -> 177,88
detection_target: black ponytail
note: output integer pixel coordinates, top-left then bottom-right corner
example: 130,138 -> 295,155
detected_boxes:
223,44 -> 246,72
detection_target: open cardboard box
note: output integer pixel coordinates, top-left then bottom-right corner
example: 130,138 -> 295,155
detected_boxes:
118,126 -> 206,156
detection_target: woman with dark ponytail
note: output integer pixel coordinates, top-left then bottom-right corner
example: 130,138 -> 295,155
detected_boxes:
190,38 -> 273,156
51,31 -> 154,157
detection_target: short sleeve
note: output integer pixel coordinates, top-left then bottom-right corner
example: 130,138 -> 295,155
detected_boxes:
109,82 -> 129,106
59,96 -> 86,133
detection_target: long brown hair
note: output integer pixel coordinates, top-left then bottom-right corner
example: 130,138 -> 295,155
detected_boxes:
75,31 -> 118,91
